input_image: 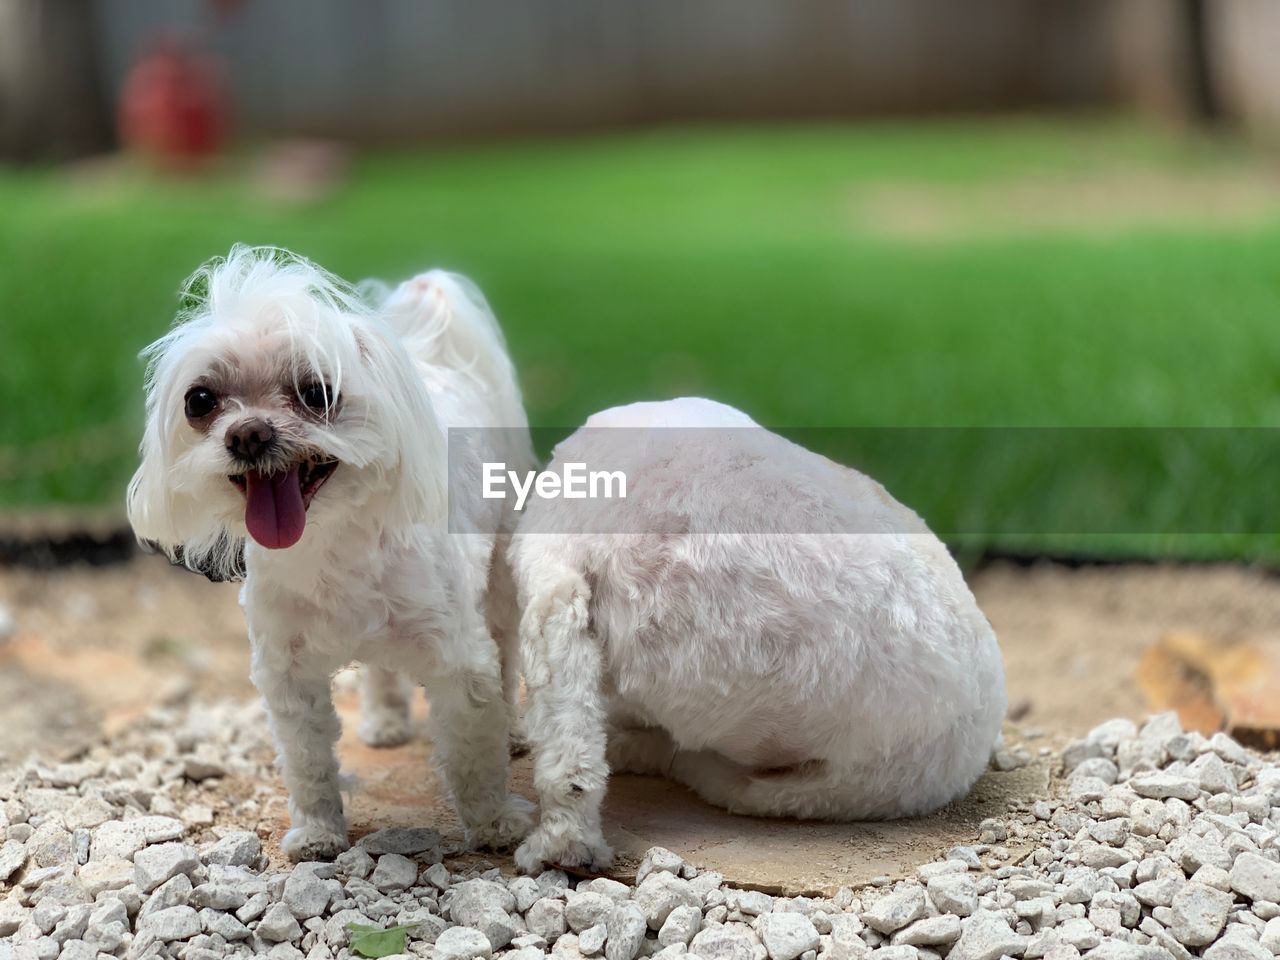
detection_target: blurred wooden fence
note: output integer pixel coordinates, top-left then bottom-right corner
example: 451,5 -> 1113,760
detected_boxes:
89,0 -> 1112,141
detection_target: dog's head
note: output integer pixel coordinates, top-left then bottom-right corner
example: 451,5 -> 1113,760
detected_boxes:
127,245 -> 444,577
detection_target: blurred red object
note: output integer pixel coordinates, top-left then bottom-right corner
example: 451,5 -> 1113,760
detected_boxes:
118,38 -> 228,170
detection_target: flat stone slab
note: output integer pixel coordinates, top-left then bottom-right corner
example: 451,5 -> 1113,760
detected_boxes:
322,691 -> 1049,895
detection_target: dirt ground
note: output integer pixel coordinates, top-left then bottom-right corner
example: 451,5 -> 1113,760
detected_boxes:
2,556 -> 1277,892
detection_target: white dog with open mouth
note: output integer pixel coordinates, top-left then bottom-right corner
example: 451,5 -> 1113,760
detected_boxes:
510,397 -> 1007,872
127,245 -> 534,860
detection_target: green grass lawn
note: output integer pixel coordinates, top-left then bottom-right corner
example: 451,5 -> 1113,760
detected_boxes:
2,117 -> 1278,561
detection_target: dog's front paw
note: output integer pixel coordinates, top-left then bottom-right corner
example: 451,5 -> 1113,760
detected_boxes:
515,821 -> 613,875
466,796 -> 534,852
282,822 -> 349,862
358,711 -> 413,748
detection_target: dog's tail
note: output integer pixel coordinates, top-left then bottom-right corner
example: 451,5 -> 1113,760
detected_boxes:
376,270 -> 534,470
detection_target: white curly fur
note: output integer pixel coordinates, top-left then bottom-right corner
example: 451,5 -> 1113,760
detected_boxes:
127,246 -> 535,859
510,397 -> 1007,872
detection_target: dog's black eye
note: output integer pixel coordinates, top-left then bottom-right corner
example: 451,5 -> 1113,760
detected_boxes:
184,386 -> 218,420
300,382 -> 334,413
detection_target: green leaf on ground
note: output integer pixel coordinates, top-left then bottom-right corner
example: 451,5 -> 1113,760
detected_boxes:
347,922 -> 414,958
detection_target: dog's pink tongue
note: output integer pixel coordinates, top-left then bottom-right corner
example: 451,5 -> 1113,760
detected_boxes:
243,467 -> 306,549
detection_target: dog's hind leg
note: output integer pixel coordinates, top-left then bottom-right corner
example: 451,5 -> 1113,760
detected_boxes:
664,749 -> 851,820
358,666 -> 414,748
514,572 -> 613,874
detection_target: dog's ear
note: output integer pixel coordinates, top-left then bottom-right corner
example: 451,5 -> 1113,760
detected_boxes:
126,339 -> 245,580
353,322 -> 448,529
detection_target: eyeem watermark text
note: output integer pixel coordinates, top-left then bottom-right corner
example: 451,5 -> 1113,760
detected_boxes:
483,462 -> 627,511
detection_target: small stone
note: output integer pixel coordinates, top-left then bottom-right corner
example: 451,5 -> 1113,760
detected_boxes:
450,878 -> 516,949
926,875 -> 977,918
1203,938 -> 1273,960
690,924 -> 758,960
637,847 -> 687,885
730,889 -> 776,917
369,853 -> 419,893
660,905 -> 703,947
607,902 -> 649,960
237,891 -> 271,924
758,913 -> 820,960
77,857 -> 134,896
258,901 -> 304,942
284,864 -> 340,918
1232,853 -> 1280,903
357,827 -> 441,856
134,842 -> 200,892
508,875 -> 541,913
891,916 -> 961,947
1259,917 -> 1280,953
182,751 -> 228,781
203,830 -> 262,867
529,898 -> 569,942
89,821 -> 145,861
27,821 -> 72,869
1169,882 -> 1232,947
569,891 -> 620,932
436,925 -> 495,960
948,910 -> 1027,960
864,886 -> 927,934
635,872 -> 702,930
137,904 -> 202,942
580,924 -> 608,955
201,906 -> 251,940
1130,775 -> 1200,802
1056,919 -> 1100,951
0,839 -> 27,882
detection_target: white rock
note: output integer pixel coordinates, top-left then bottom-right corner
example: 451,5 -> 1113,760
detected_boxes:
89,821 -> 145,861
137,904 -> 201,942
451,878 -> 516,949
569,891 -> 620,932
690,925 -> 759,960
1130,775 -> 1200,802
284,864 -> 341,918
436,925 -> 495,960
203,830 -> 262,867
0,840 -> 27,882
948,910 -> 1028,960
257,901 -> 304,942
1203,938 -> 1274,960
1232,854 -> 1280,904
927,874 -> 977,918
758,913 -> 820,960
370,853 -> 419,893
579,923 -> 608,955
635,872 -> 702,930
357,827 -> 441,856
528,898 -> 569,942
201,906 -> 251,940
607,901 -> 649,960
864,887 -> 927,934
637,847 -> 687,885
1169,882 -> 1232,947
660,905 -> 703,947
891,916 -> 961,947
134,842 -> 200,892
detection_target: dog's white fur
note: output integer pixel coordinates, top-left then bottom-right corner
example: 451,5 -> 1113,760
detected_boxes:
128,246 -> 535,860
510,397 -> 1007,872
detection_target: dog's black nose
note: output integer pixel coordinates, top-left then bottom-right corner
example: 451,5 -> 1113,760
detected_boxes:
225,418 -> 275,462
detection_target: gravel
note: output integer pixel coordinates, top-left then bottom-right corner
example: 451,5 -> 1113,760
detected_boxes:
2,702 -> 1280,960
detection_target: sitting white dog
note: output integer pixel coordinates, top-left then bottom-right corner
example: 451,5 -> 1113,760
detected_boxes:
511,397 -> 1007,872
127,245 -> 534,860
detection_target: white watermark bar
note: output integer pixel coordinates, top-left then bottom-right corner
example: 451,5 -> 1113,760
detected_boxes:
446,426 -> 1280,537
482,461 -> 627,512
